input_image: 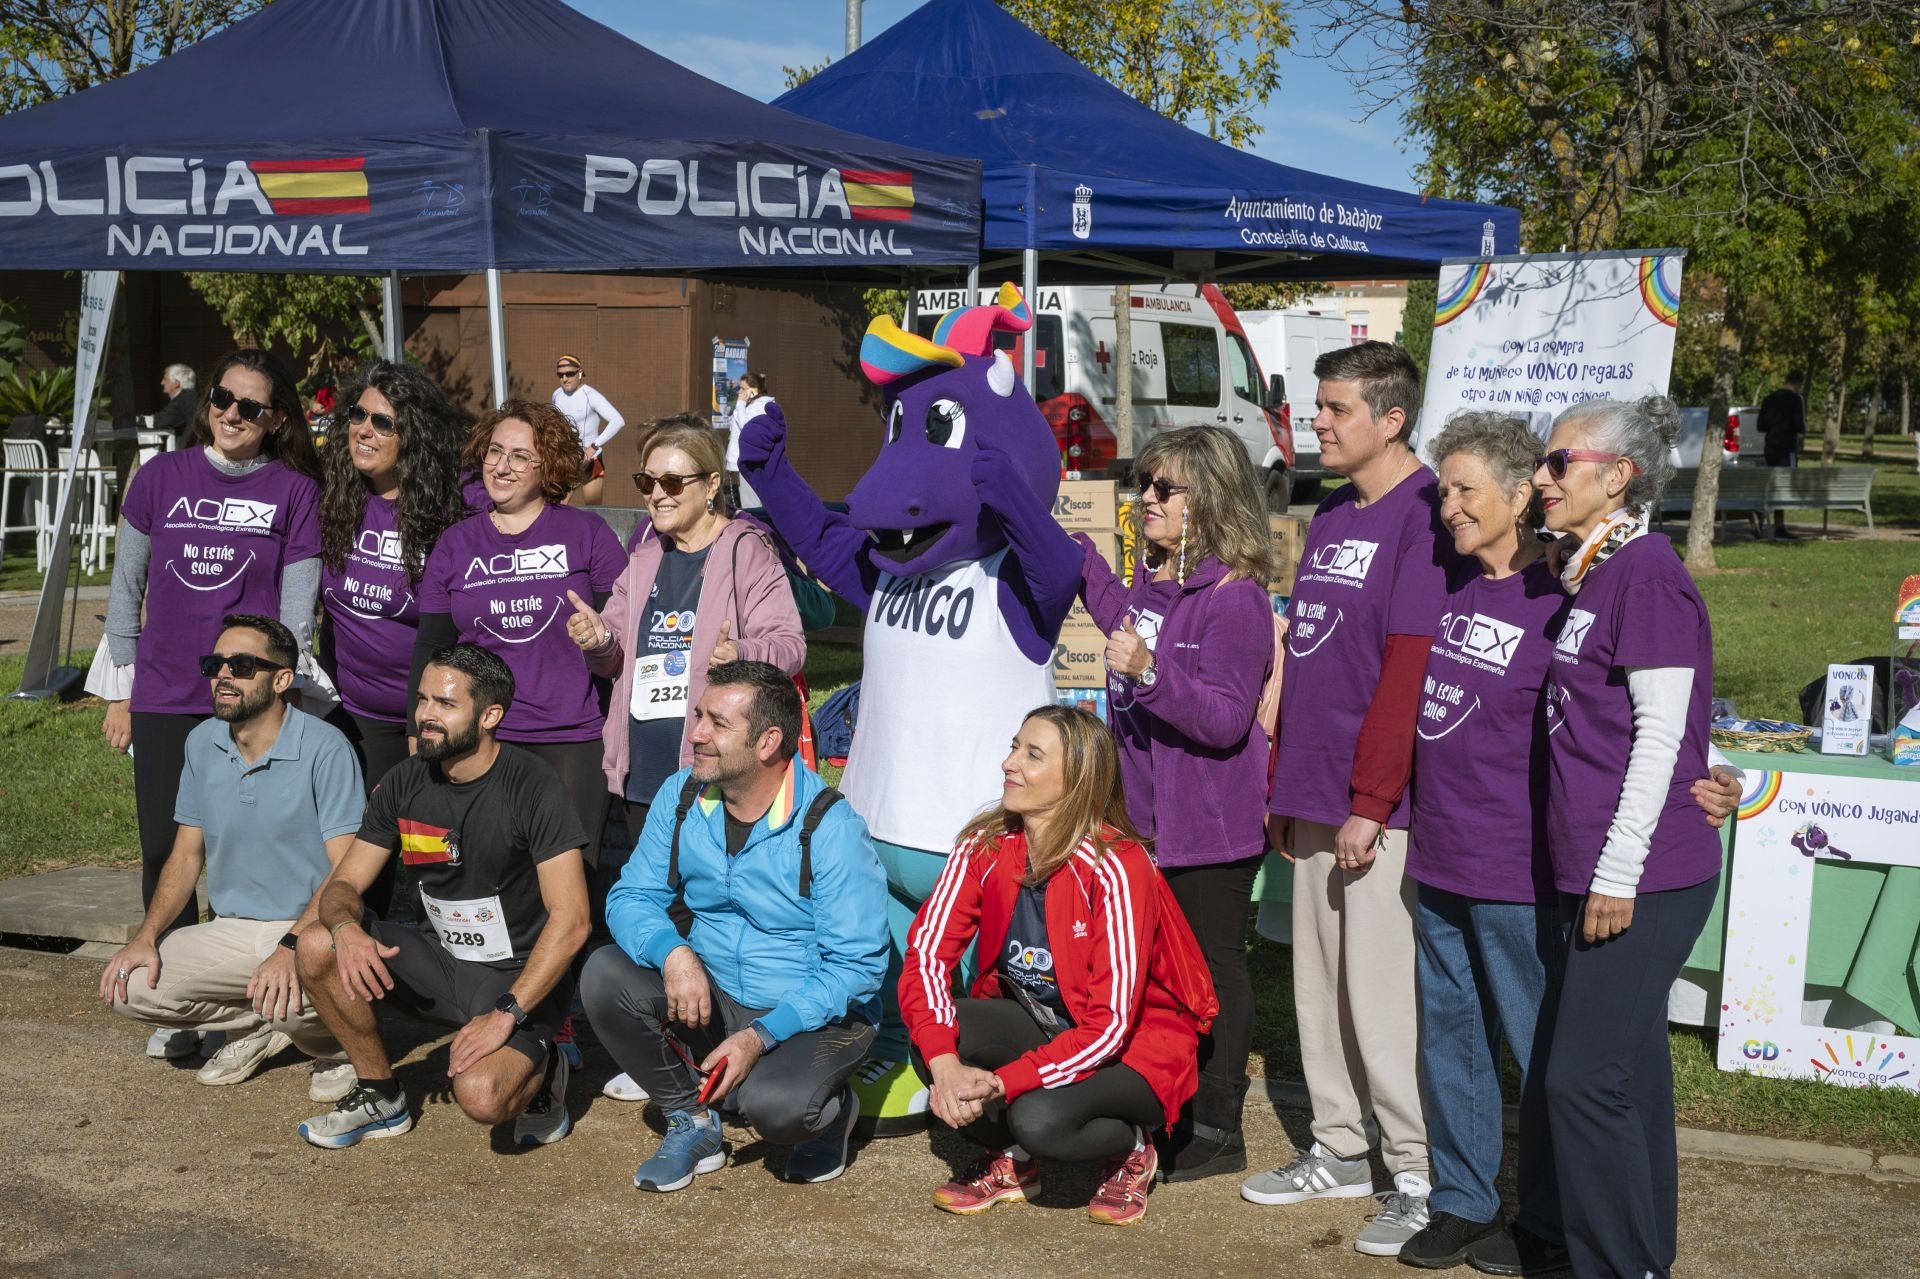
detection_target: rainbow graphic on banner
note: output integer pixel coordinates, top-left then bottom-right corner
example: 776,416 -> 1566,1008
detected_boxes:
1433,261 -> 1491,326
1811,1035 -> 1911,1084
1638,255 -> 1681,327
1736,770 -> 1782,821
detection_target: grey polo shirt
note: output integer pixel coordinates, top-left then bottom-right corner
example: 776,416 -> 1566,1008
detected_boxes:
174,706 -> 365,922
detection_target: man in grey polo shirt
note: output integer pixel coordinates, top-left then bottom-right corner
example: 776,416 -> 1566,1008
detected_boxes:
99,614 -> 365,1102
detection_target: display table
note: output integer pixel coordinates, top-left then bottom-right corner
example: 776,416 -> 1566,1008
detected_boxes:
1252,749 -> 1920,1036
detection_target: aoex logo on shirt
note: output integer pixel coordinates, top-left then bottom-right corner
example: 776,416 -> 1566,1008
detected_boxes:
1306,538 -> 1378,584
1437,610 -> 1524,673
464,544 -> 569,582
355,528 -> 403,566
166,496 -> 277,530
1554,609 -> 1596,662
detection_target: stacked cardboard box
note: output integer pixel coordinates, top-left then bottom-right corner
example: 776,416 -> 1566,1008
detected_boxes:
1052,479 -> 1122,688
1269,513 -> 1305,597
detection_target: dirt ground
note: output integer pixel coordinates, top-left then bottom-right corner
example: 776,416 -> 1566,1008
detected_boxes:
2,948 -> 1915,1278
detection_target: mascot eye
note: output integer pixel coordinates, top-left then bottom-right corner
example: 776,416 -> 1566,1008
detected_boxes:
885,400 -> 904,444
925,398 -> 967,449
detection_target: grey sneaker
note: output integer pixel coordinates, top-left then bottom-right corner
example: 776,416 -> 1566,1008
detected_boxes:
308,1059 -> 358,1104
145,1028 -> 198,1060
195,1027 -> 291,1086
1354,1172 -> 1432,1257
1240,1142 -> 1374,1205
298,1082 -> 413,1149
513,1046 -> 572,1147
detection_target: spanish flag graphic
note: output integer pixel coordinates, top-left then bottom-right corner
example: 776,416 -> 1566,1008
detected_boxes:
251,156 -> 370,216
843,169 -> 914,222
399,818 -> 455,865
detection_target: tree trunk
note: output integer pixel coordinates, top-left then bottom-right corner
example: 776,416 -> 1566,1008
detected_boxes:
1863,374 -> 1881,458
1901,371 -> 1911,437
1685,297 -> 1743,572
1112,285 -> 1134,465
1822,323 -> 1850,463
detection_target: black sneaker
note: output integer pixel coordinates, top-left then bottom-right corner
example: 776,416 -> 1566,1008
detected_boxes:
1468,1223 -> 1572,1277
1156,1121 -> 1247,1184
782,1088 -> 860,1184
1400,1212 -> 1504,1269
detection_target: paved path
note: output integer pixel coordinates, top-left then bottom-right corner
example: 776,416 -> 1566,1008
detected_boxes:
3,948 -> 1913,1278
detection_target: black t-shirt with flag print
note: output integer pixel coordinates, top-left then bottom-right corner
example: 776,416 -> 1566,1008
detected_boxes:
359,745 -> 586,970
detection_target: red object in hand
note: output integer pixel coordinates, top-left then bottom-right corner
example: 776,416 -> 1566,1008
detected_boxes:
697,1057 -> 728,1105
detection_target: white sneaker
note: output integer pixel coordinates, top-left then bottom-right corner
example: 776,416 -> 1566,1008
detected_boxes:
602,1071 -> 650,1102
196,1027 -> 291,1086
145,1028 -> 199,1060
309,1059 -> 359,1104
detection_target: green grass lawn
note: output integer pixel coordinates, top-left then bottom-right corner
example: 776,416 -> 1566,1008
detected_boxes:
0,651 -> 139,879
1788,430 -> 1920,531
0,536 -> 114,593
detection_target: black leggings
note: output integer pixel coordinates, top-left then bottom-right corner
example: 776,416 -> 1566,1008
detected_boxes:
130,711 -> 207,936
1161,853 -> 1261,1132
912,998 -> 1162,1163
327,709 -> 415,919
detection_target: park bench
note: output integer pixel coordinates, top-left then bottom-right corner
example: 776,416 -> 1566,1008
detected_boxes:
1654,464 -> 1876,537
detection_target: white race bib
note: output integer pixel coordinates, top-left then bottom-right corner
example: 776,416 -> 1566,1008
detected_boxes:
629,649 -> 693,722
420,891 -> 513,963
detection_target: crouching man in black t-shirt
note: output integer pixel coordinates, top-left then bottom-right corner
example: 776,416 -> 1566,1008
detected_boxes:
294,643 -> 591,1150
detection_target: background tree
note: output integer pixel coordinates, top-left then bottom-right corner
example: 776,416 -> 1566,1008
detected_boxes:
183,273 -> 384,376
0,0 -> 264,112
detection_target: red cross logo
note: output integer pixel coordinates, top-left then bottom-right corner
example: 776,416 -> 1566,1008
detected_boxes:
1094,340 -> 1110,373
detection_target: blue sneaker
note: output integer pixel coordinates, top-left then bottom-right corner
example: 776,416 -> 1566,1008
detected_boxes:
634,1109 -> 727,1192
298,1083 -> 413,1149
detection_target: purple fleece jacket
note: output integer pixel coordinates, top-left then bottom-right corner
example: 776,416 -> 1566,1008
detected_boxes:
1074,534 -> 1274,867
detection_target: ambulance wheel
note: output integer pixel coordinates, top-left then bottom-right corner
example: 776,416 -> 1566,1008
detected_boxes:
1265,466 -> 1295,514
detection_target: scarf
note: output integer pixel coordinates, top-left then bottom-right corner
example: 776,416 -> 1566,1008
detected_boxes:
1560,508 -> 1645,595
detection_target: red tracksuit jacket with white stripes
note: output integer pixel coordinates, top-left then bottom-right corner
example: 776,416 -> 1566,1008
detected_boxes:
899,827 -> 1219,1128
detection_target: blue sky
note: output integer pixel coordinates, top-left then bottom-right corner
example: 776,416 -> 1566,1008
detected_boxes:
573,0 -> 1421,192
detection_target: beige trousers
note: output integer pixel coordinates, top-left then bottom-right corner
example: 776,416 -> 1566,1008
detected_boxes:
1290,820 -> 1428,1176
111,916 -> 339,1058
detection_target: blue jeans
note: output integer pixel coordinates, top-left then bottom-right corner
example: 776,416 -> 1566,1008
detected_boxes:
871,839 -> 974,1063
1414,885 -> 1563,1238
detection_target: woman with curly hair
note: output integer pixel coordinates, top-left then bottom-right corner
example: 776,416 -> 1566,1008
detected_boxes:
318,360 -> 477,793
413,400 -> 626,870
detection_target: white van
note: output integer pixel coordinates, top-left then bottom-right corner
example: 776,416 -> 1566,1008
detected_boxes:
1237,308 -> 1352,493
912,283 -> 1297,510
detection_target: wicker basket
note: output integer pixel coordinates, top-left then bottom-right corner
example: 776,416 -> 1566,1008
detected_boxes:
1710,725 -> 1813,753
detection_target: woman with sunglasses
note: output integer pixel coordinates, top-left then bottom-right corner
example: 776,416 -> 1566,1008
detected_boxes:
100,349 -> 322,1055
551,355 -> 625,507
318,361 -> 476,802
413,401 -> 625,877
1530,396 -> 1722,1279
1051,425 -> 1273,1182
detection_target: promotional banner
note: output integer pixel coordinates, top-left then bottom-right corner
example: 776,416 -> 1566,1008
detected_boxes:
71,268 -> 118,433
1415,250 -> 1686,456
1717,769 -> 1920,1091
711,337 -> 750,428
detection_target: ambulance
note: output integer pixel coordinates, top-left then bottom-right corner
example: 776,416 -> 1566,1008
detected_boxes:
912,283 -> 1298,510
1236,308 -> 1353,496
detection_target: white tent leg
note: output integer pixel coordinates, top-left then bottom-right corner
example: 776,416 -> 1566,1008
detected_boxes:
485,268 -> 508,408
1021,249 -> 1037,391
967,263 -> 979,299
381,271 -> 403,362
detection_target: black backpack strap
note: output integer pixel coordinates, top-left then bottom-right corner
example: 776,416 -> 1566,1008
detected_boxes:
667,774 -> 705,938
796,787 -> 842,900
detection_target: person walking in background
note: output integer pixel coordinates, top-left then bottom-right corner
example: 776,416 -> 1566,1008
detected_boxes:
98,349 -> 322,1061
153,363 -> 197,447
1532,396 -> 1723,1279
1055,424 -> 1273,1183
1242,342 -> 1448,1259
900,707 -> 1218,1228
551,355 -> 625,507
725,372 -> 772,509
1757,370 -> 1806,537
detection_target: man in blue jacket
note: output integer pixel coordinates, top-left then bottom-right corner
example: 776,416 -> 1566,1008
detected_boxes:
582,661 -> 888,1190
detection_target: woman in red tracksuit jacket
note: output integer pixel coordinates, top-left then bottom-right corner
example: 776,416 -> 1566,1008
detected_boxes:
900,705 -> 1218,1227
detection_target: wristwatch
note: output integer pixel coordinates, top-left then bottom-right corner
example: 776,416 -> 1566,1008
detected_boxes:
1136,661 -> 1158,688
494,992 -> 527,1026
278,931 -> 300,952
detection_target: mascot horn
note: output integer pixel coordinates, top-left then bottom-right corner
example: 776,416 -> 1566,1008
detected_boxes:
738,283 -> 1081,1132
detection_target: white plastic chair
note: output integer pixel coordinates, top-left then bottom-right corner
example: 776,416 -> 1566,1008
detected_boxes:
2,438 -> 54,572
55,445 -> 118,574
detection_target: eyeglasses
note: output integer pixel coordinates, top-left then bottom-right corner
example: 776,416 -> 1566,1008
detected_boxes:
1135,473 -> 1191,503
207,385 -> 273,422
1535,448 -> 1643,480
632,470 -> 711,497
198,652 -> 286,679
484,443 -> 540,473
345,404 -> 397,436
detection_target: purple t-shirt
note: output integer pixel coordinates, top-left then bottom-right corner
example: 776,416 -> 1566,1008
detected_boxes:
419,504 -> 624,742
321,495 -> 419,723
1543,535 -> 1719,894
121,449 -> 320,715
1410,559 -> 1568,903
1270,471 -> 1452,829
1107,577 -> 1181,836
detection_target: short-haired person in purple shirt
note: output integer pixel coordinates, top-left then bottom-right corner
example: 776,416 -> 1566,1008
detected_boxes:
413,401 -> 625,889
1062,424 -> 1273,1182
100,349 -> 321,1062
1532,396 -> 1723,1279
1241,342 -> 1448,1258
1395,413 -> 1742,1275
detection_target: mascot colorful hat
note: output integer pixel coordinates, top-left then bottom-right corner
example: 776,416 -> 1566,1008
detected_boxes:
846,282 -> 1062,578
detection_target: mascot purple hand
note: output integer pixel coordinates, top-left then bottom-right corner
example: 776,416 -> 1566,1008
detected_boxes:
737,400 -> 787,470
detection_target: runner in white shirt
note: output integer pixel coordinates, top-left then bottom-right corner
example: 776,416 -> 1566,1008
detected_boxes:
552,355 -> 625,506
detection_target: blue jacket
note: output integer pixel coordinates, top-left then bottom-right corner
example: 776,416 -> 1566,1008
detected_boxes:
606,761 -> 888,1042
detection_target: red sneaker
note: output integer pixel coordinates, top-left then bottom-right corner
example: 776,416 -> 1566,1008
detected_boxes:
931,1150 -> 1042,1215
1087,1141 -> 1158,1226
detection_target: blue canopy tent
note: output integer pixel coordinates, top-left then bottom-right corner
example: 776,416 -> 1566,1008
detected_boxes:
777,0 -> 1518,297
0,0 -> 981,697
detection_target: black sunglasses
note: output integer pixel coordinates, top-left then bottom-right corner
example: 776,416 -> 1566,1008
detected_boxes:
632,471 -> 711,497
1135,472 -> 1191,503
199,652 -> 286,679
345,404 -> 398,436
207,384 -> 274,422
556,367 -> 582,378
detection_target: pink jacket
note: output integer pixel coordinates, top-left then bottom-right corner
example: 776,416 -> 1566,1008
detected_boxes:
588,518 -> 806,794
